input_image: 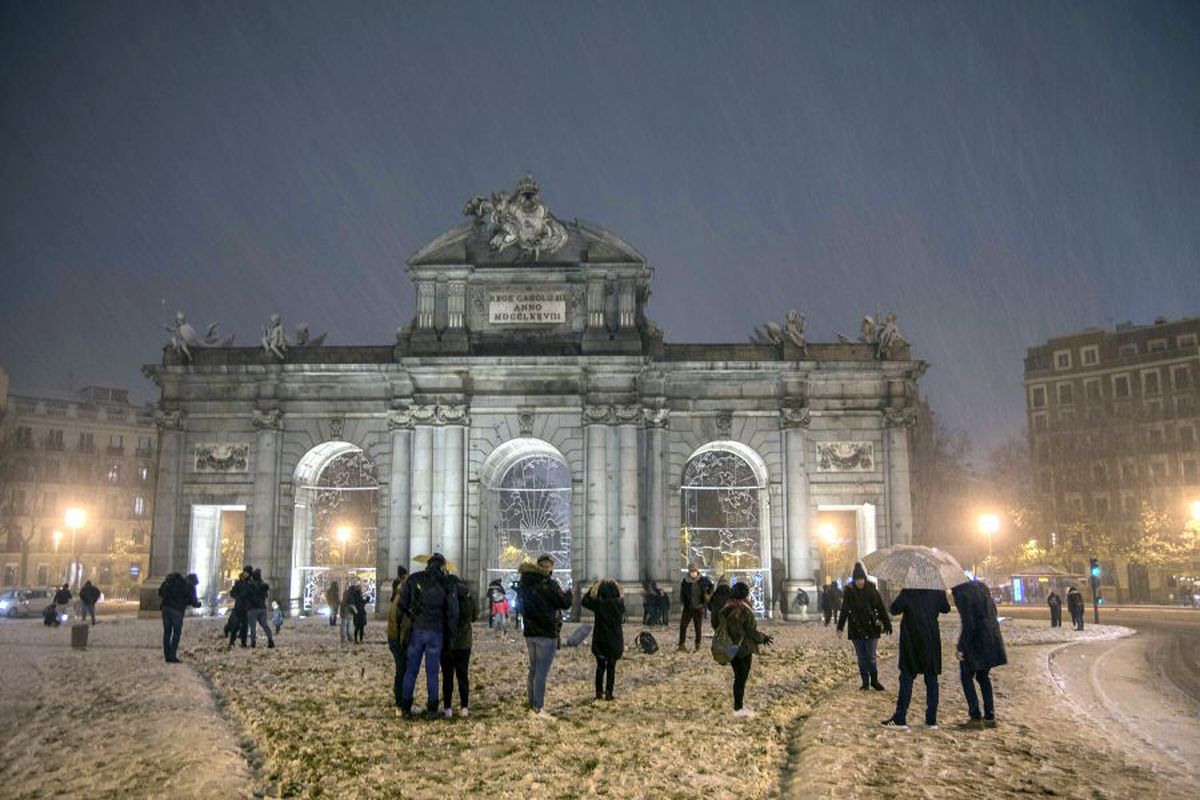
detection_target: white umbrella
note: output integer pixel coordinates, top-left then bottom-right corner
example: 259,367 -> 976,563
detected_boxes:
862,545 -> 969,591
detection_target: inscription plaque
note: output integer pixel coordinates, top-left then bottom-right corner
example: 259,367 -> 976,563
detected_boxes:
489,290 -> 567,324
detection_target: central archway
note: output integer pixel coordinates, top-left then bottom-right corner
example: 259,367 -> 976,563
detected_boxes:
479,438 -> 573,595
291,441 -> 379,614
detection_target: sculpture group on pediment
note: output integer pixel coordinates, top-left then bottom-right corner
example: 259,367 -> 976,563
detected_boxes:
463,175 -> 569,259
836,312 -> 909,359
261,313 -> 328,361
163,311 -> 234,362
750,309 -> 806,353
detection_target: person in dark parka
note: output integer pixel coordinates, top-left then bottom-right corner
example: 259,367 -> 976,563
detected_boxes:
951,578 -> 1007,728
837,562 -> 892,690
398,553 -> 459,718
882,587 -> 950,729
1046,591 -> 1063,628
1066,586 -> 1085,630
518,554 -> 573,717
582,578 -> 625,701
707,576 -> 732,630
822,580 -> 842,626
440,574 -> 477,717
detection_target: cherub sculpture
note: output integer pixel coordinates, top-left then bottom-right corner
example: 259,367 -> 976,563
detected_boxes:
163,311 -> 233,362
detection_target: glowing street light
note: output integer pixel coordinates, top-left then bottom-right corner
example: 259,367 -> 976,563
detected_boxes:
64,507 -> 86,590
978,513 -> 1000,557
818,522 -> 838,546
336,525 -> 352,567
1190,499 -> 1200,523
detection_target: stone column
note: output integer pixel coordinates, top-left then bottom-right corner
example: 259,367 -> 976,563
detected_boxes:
386,410 -> 412,580
249,409 -> 284,578
782,406 -> 812,614
883,407 -> 917,548
409,418 -> 434,558
441,420 -> 466,567
616,406 -> 641,583
148,411 -> 185,577
644,409 -> 669,586
431,425 -> 446,554
584,405 -> 612,582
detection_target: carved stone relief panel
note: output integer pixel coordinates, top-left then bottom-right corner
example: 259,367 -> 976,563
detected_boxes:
814,442 -> 875,472
193,442 -> 250,473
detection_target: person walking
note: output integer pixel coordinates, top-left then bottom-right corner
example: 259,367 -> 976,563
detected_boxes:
951,578 -> 1007,730
339,583 -> 355,644
1046,590 -> 1063,628
398,553 -> 459,719
717,582 -> 773,717
79,580 -> 101,625
517,554 -> 572,718
707,575 -> 732,630
350,582 -> 368,644
837,562 -> 892,691
227,567 -> 252,649
1066,586 -> 1085,631
271,600 -> 283,635
882,587 -> 950,730
822,580 -> 842,627
487,579 -> 510,632
247,568 -> 275,649
582,579 -> 625,702
157,572 -> 201,663
441,573 -> 477,718
325,580 -> 340,627
678,564 -> 713,652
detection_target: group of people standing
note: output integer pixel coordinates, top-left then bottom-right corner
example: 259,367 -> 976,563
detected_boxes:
225,566 -> 276,649
1046,586 -> 1087,630
325,579 -> 370,644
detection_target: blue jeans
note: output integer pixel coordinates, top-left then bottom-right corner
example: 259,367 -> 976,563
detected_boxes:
82,603 -> 96,625
893,669 -> 939,726
852,638 -> 879,683
402,628 -> 443,712
525,637 -> 557,711
248,608 -> 273,646
387,639 -> 405,707
960,662 -> 994,719
161,607 -> 184,661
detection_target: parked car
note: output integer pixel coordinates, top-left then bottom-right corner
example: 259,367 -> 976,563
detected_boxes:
0,588 -> 53,618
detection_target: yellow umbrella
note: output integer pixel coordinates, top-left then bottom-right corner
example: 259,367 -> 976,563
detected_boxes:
411,553 -> 458,574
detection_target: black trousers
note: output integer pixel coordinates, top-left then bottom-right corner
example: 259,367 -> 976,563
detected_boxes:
441,647 -> 471,709
730,652 -> 753,710
679,607 -> 703,647
1049,607 -> 1062,627
594,655 -> 616,698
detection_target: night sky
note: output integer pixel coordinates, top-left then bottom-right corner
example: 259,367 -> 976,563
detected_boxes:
2,1 -> 1198,456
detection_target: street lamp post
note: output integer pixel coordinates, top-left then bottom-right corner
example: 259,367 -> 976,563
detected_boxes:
978,513 -> 1000,581
64,508 -> 86,591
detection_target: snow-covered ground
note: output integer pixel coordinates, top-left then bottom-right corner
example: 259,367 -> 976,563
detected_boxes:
1,614 -> 1191,799
786,619 -> 1198,800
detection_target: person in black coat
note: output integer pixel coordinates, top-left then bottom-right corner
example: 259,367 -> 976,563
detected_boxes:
882,587 -> 950,729
837,562 -> 892,690
398,554 -> 459,718
952,579 -> 1007,728
822,580 -> 842,626
226,567 -> 252,649
1046,591 -> 1063,628
157,572 -> 201,663
582,578 -> 626,701
79,581 -> 101,625
518,555 -> 572,716
707,576 -> 732,630
246,569 -> 275,649
678,565 -> 714,651
1066,586 -> 1085,630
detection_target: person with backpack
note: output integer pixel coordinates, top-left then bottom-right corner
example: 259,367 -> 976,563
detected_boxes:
581,578 -> 625,702
707,575 -> 732,630
350,582 -> 368,644
714,582 -> 772,717
441,573 -> 477,718
398,553 -> 459,719
157,572 -> 201,663
226,567 -> 252,649
837,562 -> 891,691
246,568 -> 275,648
678,564 -> 714,652
79,580 -> 101,625
517,554 -> 572,719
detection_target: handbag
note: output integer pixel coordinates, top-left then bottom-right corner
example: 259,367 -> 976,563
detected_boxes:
710,608 -> 745,666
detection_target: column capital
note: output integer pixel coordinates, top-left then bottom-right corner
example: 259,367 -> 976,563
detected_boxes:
582,404 -> 615,425
780,405 -> 812,429
386,408 -> 413,430
154,409 -> 184,430
882,405 -> 918,429
614,405 -> 644,424
410,403 -> 469,426
644,408 -> 670,429
251,408 -> 284,430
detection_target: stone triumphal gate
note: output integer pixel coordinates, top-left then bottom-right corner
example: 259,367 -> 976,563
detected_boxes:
143,178 -> 925,617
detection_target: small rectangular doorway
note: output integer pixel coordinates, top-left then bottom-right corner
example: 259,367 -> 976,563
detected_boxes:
189,504 -> 246,611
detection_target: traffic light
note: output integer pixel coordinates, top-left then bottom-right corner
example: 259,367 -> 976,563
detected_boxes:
1089,558 -> 1101,580
1089,557 -> 1102,624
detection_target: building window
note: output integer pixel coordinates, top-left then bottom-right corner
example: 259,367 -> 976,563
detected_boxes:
108,435 -> 123,453
14,427 -> 33,448
1181,426 -> 1195,451
1093,495 -> 1109,518
1183,461 -> 1198,482
1172,365 -> 1192,390
1067,495 -> 1083,513
1056,383 -> 1074,405
1147,338 -> 1168,353
1147,428 -> 1165,447
46,429 -> 64,450
1112,374 -> 1130,398
1120,463 -> 1135,482
35,564 -> 48,585
103,528 -> 116,549
1054,350 -> 1072,370
107,465 -> 120,483
1151,461 -> 1168,479
138,465 -> 150,482
1030,385 -> 1047,408
1033,413 -> 1048,432
45,401 -> 68,417
1084,379 -> 1102,403
1179,395 -> 1195,416
1059,410 -> 1075,427
1142,370 -> 1161,395
78,432 -> 95,452
133,496 -> 146,517
106,495 -> 120,518
2,564 -> 16,586
1080,345 -> 1099,366
1092,464 -> 1107,485
1178,333 -> 1198,348
137,436 -> 152,453
1118,343 -> 1138,357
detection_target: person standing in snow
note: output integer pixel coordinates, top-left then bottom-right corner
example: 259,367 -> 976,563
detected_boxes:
517,554 -> 572,718
271,600 -> 283,635
837,562 -> 891,691
157,572 -> 201,663
717,582 -> 772,717
1046,590 -> 1063,628
582,579 -> 625,702
951,578 -> 1007,729
1066,586 -> 1085,631
441,573 -> 476,718
882,587 -> 950,730
398,553 -> 459,719
226,567 -> 253,649
325,580 -> 340,627
246,568 -> 275,648
79,580 -> 101,625
350,582 -> 368,644
339,583 -> 355,643
678,564 -> 714,652
822,580 -> 842,627
707,575 -> 732,630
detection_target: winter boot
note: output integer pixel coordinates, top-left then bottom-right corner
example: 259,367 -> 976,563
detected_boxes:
869,669 -> 884,691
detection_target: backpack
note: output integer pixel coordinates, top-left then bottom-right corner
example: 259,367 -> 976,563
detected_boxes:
565,623 -> 592,648
635,630 -> 659,654
710,607 -> 743,666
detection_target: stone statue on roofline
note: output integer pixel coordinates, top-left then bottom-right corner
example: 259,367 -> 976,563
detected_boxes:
749,309 -> 806,352
463,174 -> 569,259
875,313 -> 909,359
163,311 -> 234,362
262,314 -> 288,360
